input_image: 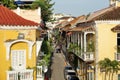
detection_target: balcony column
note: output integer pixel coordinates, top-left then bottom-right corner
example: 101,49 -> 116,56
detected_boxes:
78,33 -> 80,46
84,32 -> 87,52
81,33 -> 83,53
71,33 -> 73,43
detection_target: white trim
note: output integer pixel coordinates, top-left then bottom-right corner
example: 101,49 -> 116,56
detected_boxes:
95,24 -> 98,80
81,33 -> 83,53
36,41 -> 43,56
95,20 -> 120,24
84,32 -> 87,52
5,39 -> 34,60
0,25 -> 42,30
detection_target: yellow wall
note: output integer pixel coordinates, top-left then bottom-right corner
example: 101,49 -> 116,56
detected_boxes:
96,23 -> 118,80
0,29 -> 38,80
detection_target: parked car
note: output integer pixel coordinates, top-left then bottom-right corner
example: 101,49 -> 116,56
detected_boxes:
64,65 -> 73,72
64,70 -> 77,80
68,76 -> 79,80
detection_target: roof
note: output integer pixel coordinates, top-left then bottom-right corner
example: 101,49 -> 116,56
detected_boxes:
58,16 -> 76,20
0,6 -> 39,26
79,6 -> 120,23
66,15 -> 85,27
61,15 -> 85,31
111,24 -> 120,32
68,26 -> 95,32
55,21 -> 69,28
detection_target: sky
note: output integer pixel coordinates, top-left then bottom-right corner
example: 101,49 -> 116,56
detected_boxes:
52,0 -> 109,17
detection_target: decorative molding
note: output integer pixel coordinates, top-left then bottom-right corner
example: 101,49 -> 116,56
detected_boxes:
0,25 -> 42,30
36,41 -> 43,57
5,39 -> 35,60
95,20 -> 120,24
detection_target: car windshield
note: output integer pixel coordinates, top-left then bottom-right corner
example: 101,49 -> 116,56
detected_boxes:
65,66 -> 72,70
68,72 -> 76,75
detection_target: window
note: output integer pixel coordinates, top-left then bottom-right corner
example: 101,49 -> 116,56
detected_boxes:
18,33 -> 24,39
118,74 -> 120,80
11,50 -> 26,70
117,33 -> 120,46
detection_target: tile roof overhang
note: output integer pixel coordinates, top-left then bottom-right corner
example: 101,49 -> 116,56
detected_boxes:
111,24 -> 120,32
61,15 -> 86,31
0,6 -> 40,28
68,26 -> 95,32
79,6 -> 120,23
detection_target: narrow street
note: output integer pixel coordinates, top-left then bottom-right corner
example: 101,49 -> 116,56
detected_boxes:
47,52 -> 66,80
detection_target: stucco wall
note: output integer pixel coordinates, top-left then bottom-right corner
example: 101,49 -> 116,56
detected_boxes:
0,29 -> 37,80
12,8 -> 41,23
96,23 -> 118,80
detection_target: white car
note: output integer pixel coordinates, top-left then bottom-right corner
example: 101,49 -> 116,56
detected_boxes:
64,70 -> 76,80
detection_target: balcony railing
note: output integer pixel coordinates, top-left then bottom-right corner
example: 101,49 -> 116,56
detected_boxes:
82,52 -> 94,61
115,53 -> 120,61
7,69 -> 33,80
37,66 -> 43,78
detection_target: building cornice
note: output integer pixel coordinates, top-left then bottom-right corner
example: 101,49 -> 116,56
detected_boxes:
0,25 -> 42,30
5,39 -> 35,60
95,20 -> 120,24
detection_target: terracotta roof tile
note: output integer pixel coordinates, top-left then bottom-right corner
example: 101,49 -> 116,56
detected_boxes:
68,26 -> 95,32
61,15 -> 85,30
79,6 -> 120,23
94,7 -> 120,20
0,6 -> 39,26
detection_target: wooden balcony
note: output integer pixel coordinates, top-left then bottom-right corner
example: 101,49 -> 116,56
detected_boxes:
7,69 -> 33,80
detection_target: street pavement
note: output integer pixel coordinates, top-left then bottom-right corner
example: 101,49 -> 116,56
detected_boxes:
47,52 -> 66,80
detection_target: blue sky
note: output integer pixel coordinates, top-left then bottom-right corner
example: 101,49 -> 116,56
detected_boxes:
52,0 -> 109,16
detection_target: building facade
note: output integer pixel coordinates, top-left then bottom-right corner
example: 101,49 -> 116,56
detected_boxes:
0,6 -> 43,80
59,0 -> 120,80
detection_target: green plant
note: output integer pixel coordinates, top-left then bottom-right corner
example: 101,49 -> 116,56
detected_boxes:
68,43 -> 81,54
40,37 -> 52,66
31,0 -> 55,22
98,58 -> 120,80
87,40 -> 94,52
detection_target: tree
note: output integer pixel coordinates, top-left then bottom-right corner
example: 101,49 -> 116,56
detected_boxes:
111,60 -> 120,80
98,58 -> 111,80
98,58 -> 120,80
31,0 -> 55,23
1,0 -> 17,9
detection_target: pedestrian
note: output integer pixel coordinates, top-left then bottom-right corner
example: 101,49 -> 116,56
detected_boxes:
56,45 -> 61,53
44,73 -> 48,80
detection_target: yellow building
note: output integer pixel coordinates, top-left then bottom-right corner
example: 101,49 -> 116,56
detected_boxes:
0,6 -> 43,80
61,0 -> 120,80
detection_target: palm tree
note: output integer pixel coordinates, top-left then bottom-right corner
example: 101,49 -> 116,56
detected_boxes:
98,58 -> 111,80
110,60 -> 120,80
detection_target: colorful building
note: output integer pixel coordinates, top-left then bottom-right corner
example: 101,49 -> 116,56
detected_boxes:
0,5 -> 43,80
60,0 -> 120,80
